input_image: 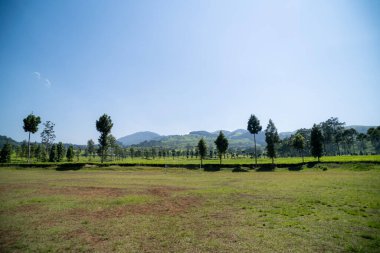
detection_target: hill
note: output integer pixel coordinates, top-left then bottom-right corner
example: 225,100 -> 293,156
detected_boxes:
117,131 -> 162,146
0,135 -> 20,148
346,125 -> 375,134
122,129 -> 266,150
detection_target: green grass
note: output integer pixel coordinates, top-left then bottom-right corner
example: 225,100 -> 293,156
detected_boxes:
9,154 -> 380,167
0,164 -> 379,252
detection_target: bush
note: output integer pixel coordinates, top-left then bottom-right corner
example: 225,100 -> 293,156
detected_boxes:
0,143 -> 12,163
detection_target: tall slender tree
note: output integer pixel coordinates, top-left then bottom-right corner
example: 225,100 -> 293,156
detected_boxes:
23,113 -> 41,163
40,121 -> 56,155
311,124 -> 323,162
197,138 -> 207,168
0,143 -> 12,163
66,145 -> 74,162
292,133 -> 305,163
247,114 -> 262,167
86,139 -> 95,160
96,114 -> 113,163
57,142 -> 66,162
265,119 -> 279,164
214,131 -> 229,165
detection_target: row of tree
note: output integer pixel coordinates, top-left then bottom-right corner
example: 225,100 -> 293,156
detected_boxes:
0,113 -> 379,164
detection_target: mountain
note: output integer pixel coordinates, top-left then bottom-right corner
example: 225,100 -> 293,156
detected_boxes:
346,125 -> 375,134
0,135 -> 20,148
122,130 -> 266,149
117,131 -> 162,146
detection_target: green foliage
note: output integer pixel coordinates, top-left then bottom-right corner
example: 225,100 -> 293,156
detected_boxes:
367,127 -> 380,154
0,143 -> 12,163
23,113 -> 41,163
23,113 -> 41,134
96,114 -> 113,163
247,114 -> 262,166
311,124 -> 323,161
49,144 -> 58,162
247,114 -> 262,135
265,119 -> 279,164
57,142 -> 66,162
292,133 -> 305,162
197,138 -> 207,167
40,121 -> 56,150
320,117 -> 345,155
214,131 -> 229,165
66,145 -> 74,162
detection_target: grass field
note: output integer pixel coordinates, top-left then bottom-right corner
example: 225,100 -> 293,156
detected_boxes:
1,164 -> 380,252
11,154 -> 380,166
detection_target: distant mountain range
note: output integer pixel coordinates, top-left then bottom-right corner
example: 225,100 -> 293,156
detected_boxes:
117,125 -> 376,149
0,125 -> 375,149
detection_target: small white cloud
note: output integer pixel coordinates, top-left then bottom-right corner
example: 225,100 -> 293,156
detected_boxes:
45,79 -> 51,88
33,72 -> 52,88
33,72 -> 41,79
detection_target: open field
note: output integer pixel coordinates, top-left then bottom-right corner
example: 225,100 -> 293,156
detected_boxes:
1,164 -> 380,252
9,154 -> 380,166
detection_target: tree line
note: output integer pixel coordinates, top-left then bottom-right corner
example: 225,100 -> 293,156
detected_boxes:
0,113 -> 379,164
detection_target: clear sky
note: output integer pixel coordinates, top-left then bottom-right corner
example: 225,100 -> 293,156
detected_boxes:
0,0 -> 379,144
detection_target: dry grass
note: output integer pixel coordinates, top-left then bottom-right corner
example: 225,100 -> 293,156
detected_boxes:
0,165 -> 379,252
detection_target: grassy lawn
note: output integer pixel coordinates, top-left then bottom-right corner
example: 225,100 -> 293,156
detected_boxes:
0,164 -> 379,252
11,154 -> 380,166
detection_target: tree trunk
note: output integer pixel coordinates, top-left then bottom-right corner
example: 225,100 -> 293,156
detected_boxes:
336,142 -> 340,156
271,157 -> 274,165
254,134 -> 257,167
28,132 -> 31,163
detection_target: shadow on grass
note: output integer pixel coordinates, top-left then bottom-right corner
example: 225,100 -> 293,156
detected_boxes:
203,165 -> 221,172
256,164 -> 276,172
288,165 -> 303,171
56,163 -> 85,171
232,165 -> 249,172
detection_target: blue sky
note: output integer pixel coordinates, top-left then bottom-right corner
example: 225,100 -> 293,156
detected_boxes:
0,0 -> 379,144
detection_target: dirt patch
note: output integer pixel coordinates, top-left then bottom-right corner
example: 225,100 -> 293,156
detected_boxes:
38,186 -> 128,198
130,196 -> 201,215
145,186 -> 187,197
63,195 -> 202,221
0,183 -> 39,193
63,228 -> 108,248
0,229 -> 21,252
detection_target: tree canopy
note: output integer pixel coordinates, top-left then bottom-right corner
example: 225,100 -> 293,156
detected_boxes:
214,131 -> 229,165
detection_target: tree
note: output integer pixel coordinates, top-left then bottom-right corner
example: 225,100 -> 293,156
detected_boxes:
49,144 -> 58,162
342,128 -> 357,154
320,117 -> 345,155
40,121 -> 56,154
108,134 -> 117,161
96,114 -> 113,163
292,133 -> 305,163
57,142 -> 66,162
265,119 -> 279,164
75,148 -> 81,161
247,114 -> 262,167
214,131 -> 228,165
197,138 -> 207,168
356,133 -> 367,154
86,139 -> 95,160
0,143 -> 12,163
23,113 -> 41,163
311,124 -> 323,162
66,145 -> 74,162
367,127 -> 380,154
